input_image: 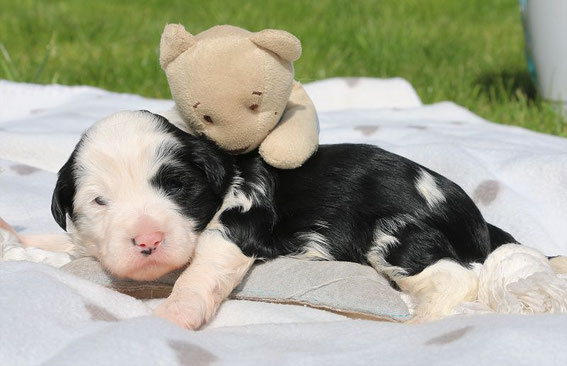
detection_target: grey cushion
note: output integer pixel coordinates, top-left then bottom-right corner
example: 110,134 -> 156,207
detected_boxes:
62,257 -> 411,322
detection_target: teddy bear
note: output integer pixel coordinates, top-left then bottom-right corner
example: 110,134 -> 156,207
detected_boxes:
159,24 -> 319,169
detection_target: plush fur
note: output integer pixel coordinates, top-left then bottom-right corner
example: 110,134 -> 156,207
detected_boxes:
48,110 -> 566,329
160,24 -> 319,169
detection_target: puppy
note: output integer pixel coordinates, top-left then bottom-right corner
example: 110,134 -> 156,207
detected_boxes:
39,110 -> 565,328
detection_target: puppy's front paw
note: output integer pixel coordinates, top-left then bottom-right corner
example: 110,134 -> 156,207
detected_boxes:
0,218 -> 21,246
153,296 -> 205,330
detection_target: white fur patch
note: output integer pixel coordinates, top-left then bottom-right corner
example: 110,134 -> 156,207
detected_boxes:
247,172 -> 271,205
212,169 -> 270,218
205,173 -> 256,236
290,231 -> 334,261
415,169 -> 446,209
397,259 -> 479,322
221,174 -> 254,213
366,216 -> 411,278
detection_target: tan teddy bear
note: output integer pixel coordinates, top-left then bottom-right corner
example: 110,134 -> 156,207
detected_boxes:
159,24 -> 319,169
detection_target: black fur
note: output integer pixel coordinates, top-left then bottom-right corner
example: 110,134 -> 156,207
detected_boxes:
216,145 -> 516,275
149,112 -> 234,231
51,141 -> 81,230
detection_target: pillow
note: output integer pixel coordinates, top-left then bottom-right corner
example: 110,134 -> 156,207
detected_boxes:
62,257 -> 411,322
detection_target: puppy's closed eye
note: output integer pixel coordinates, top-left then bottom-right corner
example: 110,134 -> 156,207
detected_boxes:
94,196 -> 107,206
163,179 -> 183,195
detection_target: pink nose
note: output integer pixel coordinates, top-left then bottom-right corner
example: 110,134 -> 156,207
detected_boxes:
134,231 -> 164,249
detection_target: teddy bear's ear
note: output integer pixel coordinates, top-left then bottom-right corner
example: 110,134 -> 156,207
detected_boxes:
160,24 -> 197,69
250,29 -> 302,62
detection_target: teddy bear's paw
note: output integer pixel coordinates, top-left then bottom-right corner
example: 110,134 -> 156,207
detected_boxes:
259,134 -> 318,169
153,295 -> 207,330
259,146 -> 306,169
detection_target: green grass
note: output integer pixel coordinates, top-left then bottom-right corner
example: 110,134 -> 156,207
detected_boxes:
1,0 -> 565,136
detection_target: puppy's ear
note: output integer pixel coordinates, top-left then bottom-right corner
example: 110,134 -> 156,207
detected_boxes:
190,139 -> 232,196
51,150 -> 78,231
149,111 -> 232,196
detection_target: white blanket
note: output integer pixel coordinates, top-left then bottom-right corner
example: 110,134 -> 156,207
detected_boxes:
1,78 -> 567,365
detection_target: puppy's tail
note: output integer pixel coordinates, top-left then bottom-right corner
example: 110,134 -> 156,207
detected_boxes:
477,244 -> 567,314
487,223 -> 516,252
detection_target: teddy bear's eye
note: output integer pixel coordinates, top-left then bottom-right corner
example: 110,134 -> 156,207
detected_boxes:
249,104 -> 259,111
203,115 -> 213,123
252,91 -> 262,96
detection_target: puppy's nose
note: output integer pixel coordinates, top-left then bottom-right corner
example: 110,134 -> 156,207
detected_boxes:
133,231 -> 164,254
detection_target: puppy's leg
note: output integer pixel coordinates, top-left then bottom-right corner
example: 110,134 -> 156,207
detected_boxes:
19,234 -> 75,254
368,222 -> 479,322
0,217 -> 20,238
396,260 -> 479,323
1,215 -> 74,253
153,230 -> 254,330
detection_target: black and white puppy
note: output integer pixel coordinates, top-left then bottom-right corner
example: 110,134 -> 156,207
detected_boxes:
46,110 -> 566,328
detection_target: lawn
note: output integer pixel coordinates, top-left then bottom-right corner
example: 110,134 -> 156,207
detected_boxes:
1,0 -> 565,136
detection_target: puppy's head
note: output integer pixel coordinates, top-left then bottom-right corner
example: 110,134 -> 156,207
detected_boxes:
52,110 -> 231,280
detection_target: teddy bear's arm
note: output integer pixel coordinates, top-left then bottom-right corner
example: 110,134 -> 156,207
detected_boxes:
259,81 -> 319,169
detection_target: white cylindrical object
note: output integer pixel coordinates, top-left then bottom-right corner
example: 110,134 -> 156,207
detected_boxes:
521,0 -> 567,103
